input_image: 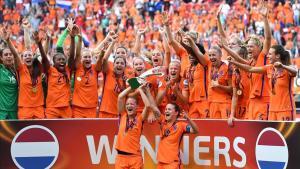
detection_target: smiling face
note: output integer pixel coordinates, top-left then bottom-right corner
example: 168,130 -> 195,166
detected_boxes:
168,61 -> 180,80
22,50 -> 34,66
267,48 -> 279,64
133,57 -> 145,76
164,103 -> 179,122
247,39 -> 261,59
113,57 -> 126,75
81,49 -> 93,69
115,47 -> 127,58
208,47 -> 222,67
151,50 -> 163,67
53,53 -> 67,72
126,97 -> 137,116
1,48 -> 14,67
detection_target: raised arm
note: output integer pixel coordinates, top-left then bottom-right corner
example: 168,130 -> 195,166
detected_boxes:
138,85 -> 151,121
56,18 -> 74,51
229,59 -> 265,74
132,28 -> 147,56
219,41 -> 248,64
216,5 -> 227,39
0,27 -> 21,68
144,84 -> 161,119
22,19 -> 32,50
102,33 -> 118,73
156,80 -> 171,105
185,35 -> 208,66
33,31 -> 50,73
162,12 -> 184,54
259,0 -> 271,54
117,86 -> 133,115
94,31 -> 115,54
159,27 -> 171,67
44,29 -> 52,55
67,26 -> 78,71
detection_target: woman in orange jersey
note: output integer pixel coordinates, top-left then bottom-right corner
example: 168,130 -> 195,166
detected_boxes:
229,45 -> 297,121
222,44 -> 250,125
244,1 -> 271,120
71,28 -> 105,118
1,29 -> 47,119
18,32 -> 49,119
217,41 -> 250,125
44,27 -> 77,118
115,84 -> 152,169
156,60 -> 188,113
207,46 -> 233,119
99,31 -> 132,118
152,102 -> 199,169
180,34 -> 210,119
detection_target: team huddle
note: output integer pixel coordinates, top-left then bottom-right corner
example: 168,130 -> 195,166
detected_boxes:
0,1 -> 297,168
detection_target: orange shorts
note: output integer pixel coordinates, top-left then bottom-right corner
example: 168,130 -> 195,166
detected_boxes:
209,102 -> 230,119
18,106 -> 45,119
115,154 -> 143,169
248,98 -> 269,120
99,111 -> 118,118
157,161 -> 183,169
234,105 -> 247,119
72,106 -> 97,118
188,101 -> 209,119
45,106 -> 72,119
268,110 -> 294,121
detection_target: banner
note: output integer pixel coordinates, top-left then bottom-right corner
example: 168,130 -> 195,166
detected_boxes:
0,119 -> 299,169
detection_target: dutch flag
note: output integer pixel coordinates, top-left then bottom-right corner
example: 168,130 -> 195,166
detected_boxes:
255,128 -> 289,169
56,0 -> 72,11
82,31 -> 90,47
11,125 -> 59,169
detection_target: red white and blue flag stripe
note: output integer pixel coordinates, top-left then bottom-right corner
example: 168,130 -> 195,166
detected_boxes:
11,125 -> 59,169
255,128 -> 288,169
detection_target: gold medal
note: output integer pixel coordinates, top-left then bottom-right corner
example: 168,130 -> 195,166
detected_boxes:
237,89 -> 242,96
32,87 -> 37,93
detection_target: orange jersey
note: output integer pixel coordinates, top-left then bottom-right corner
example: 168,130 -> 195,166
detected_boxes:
249,52 -> 270,99
183,62 -> 209,103
157,118 -> 189,163
158,78 -> 188,112
232,68 -> 250,106
208,61 -> 232,103
100,63 -> 129,115
18,64 -> 44,107
115,114 -> 143,155
176,47 -> 190,77
264,65 -> 295,112
135,75 -> 158,113
72,64 -> 98,108
46,66 -> 71,107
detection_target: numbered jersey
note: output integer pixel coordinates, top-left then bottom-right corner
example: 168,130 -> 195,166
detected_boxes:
46,66 -> 71,107
72,64 -> 98,108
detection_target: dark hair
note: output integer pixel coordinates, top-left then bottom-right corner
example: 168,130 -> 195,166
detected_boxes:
271,45 -> 291,65
126,96 -> 138,105
113,56 -> 127,66
31,57 -> 42,86
238,45 -> 248,59
52,52 -> 69,82
169,103 -> 181,118
180,41 -> 206,60
115,46 -> 128,54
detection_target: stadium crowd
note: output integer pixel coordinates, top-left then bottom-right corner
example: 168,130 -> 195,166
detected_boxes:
0,0 -> 299,123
